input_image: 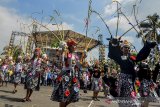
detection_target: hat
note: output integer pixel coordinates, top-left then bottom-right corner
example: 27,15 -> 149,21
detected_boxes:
67,38 -> 77,47
121,40 -> 130,48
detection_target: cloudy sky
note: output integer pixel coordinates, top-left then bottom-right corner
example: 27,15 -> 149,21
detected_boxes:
0,0 -> 160,59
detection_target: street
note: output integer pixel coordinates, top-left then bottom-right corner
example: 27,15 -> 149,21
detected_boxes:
0,83 -> 159,107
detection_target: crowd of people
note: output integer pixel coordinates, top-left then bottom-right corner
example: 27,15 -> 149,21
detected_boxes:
0,38 -> 160,107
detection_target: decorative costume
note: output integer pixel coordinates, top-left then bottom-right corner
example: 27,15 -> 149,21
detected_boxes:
108,39 -> 157,106
1,63 -> 9,82
25,48 -> 42,90
13,62 -> 23,84
82,67 -> 89,93
138,62 -> 160,102
91,66 -> 101,92
22,48 -> 43,102
51,39 -> 80,103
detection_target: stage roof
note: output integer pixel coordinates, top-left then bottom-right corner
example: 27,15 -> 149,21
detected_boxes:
33,30 -> 100,53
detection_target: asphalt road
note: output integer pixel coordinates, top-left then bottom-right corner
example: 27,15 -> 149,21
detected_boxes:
0,83 -> 159,107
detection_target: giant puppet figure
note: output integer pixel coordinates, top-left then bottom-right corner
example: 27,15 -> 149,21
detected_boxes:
108,38 -> 157,107
51,39 -> 81,107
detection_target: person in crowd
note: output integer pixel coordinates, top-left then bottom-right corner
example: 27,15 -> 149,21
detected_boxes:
137,60 -> 160,107
81,61 -> 89,93
102,68 -> 118,98
51,64 -> 59,88
102,63 -> 108,97
87,65 -> 93,90
8,56 -> 14,82
152,62 -> 160,83
156,81 -> 160,97
22,54 -> 31,84
47,69 -> 52,86
91,62 -> 101,101
13,56 -> 23,93
44,67 -> 49,86
23,48 -> 42,102
0,59 -> 9,87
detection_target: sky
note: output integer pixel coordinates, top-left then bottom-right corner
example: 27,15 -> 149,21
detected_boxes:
0,0 -> 160,60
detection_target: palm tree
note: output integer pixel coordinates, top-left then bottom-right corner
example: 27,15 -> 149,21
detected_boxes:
138,13 -> 160,68
1,45 -> 23,61
138,13 -> 160,42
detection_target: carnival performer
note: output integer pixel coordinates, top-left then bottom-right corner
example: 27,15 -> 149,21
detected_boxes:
91,62 -> 102,101
81,61 -> 89,93
101,65 -> 117,99
41,54 -> 48,86
103,68 -> 119,98
22,54 -> 31,84
108,38 -> 157,107
51,39 -> 81,107
153,62 -> 160,97
13,56 -> 23,93
102,63 -> 109,97
23,48 -> 42,102
51,62 -> 59,88
8,56 -> 14,82
0,59 -> 9,86
137,61 -> 151,107
153,62 -> 160,83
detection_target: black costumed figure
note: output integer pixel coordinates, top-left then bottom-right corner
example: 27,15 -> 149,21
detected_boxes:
51,39 -> 81,107
137,61 -> 160,107
23,48 -> 42,102
153,62 -> 160,97
108,38 -> 157,107
102,68 -> 119,98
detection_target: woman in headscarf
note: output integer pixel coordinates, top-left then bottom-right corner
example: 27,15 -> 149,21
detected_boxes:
51,39 -> 81,107
23,48 -> 42,102
108,38 -> 157,107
